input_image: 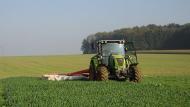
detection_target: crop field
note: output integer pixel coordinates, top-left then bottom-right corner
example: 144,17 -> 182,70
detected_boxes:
0,54 -> 190,106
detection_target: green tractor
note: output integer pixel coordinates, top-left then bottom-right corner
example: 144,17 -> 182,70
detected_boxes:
89,40 -> 141,82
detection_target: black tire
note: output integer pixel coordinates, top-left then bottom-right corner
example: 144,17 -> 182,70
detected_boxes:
89,63 -> 96,80
128,65 -> 142,82
97,65 -> 109,81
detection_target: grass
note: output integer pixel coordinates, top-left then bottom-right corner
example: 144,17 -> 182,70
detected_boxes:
1,76 -> 190,107
137,50 -> 190,54
0,81 -> 4,106
0,54 -> 190,106
1,54 -> 190,78
0,55 -> 92,79
139,54 -> 190,76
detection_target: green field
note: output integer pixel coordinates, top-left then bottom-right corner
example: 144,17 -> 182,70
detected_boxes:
0,54 -> 190,106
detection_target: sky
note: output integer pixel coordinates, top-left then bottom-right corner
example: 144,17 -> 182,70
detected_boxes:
0,0 -> 190,56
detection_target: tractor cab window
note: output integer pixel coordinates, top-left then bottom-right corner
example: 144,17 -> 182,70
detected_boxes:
102,43 -> 125,57
125,42 -> 136,55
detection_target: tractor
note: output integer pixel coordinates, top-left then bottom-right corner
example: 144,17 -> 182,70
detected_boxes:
89,40 -> 141,82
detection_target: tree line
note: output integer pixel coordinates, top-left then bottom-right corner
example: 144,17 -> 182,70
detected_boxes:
81,23 -> 190,54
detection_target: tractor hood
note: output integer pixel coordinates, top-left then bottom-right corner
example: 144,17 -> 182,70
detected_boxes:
110,54 -> 126,70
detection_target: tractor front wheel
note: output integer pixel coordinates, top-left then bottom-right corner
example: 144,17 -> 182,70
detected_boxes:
97,65 -> 109,81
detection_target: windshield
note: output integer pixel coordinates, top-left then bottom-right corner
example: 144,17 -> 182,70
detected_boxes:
102,43 -> 125,56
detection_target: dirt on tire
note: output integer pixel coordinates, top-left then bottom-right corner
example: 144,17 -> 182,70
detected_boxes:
97,65 -> 109,81
129,65 -> 142,82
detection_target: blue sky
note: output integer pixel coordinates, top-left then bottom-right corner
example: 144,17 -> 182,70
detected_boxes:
0,0 -> 190,56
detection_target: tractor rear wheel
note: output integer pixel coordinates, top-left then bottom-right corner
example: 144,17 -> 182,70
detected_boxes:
97,65 -> 109,81
128,65 -> 142,82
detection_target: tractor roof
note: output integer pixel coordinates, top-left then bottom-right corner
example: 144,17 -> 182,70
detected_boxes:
97,40 -> 125,44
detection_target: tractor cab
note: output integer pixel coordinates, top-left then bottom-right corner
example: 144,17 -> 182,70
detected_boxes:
97,40 -> 138,65
89,40 -> 141,82
97,40 -> 125,66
